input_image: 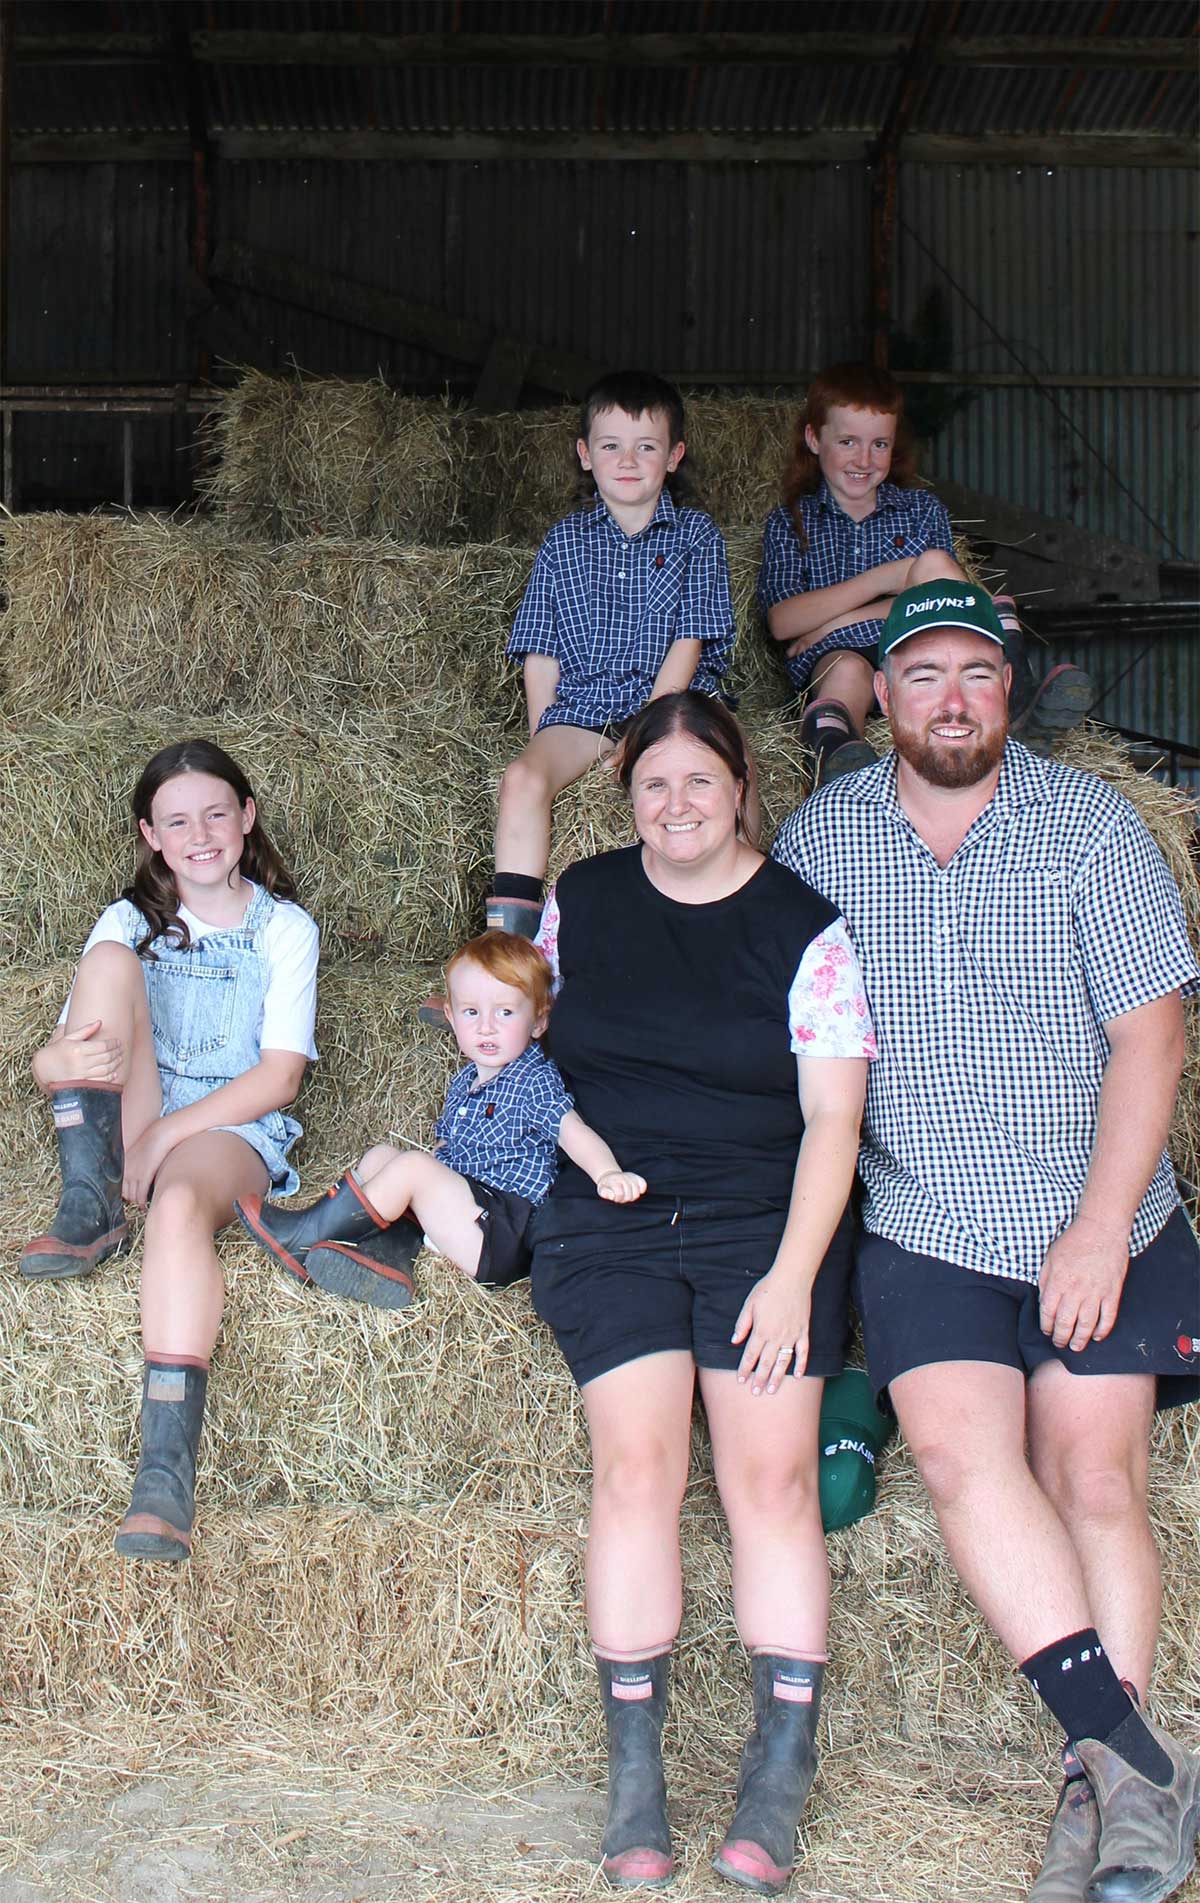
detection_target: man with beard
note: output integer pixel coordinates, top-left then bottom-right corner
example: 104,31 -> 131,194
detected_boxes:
773,564 -> 1200,1903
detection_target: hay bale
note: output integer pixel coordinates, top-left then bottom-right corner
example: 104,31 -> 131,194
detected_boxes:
0,515 -> 532,721
201,370 -> 464,542
0,714 -> 503,965
0,1402 -> 1194,1897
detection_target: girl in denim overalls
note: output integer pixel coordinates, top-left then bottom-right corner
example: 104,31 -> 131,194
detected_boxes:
20,740 -> 319,1563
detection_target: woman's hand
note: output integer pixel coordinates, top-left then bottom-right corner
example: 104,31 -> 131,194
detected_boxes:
32,1021 -> 124,1090
123,1120 -> 175,1208
596,1168 -> 647,1204
731,1270 -> 813,1395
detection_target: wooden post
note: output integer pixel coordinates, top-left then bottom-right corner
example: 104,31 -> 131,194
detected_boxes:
868,1 -> 948,369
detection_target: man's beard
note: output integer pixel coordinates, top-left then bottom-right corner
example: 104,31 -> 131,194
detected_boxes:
891,712 -> 1007,789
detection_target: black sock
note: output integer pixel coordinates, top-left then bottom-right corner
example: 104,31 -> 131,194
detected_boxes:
1021,1630 -> 1172,1787
492,873 -> 543,905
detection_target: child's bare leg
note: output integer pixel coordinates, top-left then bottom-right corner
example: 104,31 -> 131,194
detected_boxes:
46,941 -> 162,1140
21,943 -> 162,1281
355,1149 -> 486,1279
808,650 -> 877,737
905,547 -> 968,587
494,725 -> 613,884
117,1129 -> 267,1563
141,1131 -> 268,1360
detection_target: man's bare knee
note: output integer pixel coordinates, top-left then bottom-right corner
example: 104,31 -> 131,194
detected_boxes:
907,1437 -> 975,1513
1039,1452 -> 1144,1528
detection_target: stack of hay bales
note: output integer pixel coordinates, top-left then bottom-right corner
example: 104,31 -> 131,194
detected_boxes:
1,375 -> 1197,1900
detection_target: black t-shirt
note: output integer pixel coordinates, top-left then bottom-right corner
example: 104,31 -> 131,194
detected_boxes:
544,845 -> 839,1205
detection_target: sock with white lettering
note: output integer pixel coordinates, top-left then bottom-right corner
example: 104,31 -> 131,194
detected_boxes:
1020,1629 -> 1172,1785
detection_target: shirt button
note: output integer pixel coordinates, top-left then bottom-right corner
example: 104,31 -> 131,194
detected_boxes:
458,1107 -> 467,1118
618,570 -> 626,579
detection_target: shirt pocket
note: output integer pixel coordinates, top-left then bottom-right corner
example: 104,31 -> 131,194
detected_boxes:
145,959 -> 238,1066
956,866 -> 1080,1029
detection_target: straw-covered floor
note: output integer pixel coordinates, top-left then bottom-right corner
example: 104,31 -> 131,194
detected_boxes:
1,445 -> 1198,1898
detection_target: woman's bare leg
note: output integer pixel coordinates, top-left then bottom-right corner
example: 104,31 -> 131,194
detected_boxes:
581,1352 -> 697,1659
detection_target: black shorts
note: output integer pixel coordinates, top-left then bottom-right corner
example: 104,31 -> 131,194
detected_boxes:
854,1207 -> 1200,1412
530,1191 -> 852,1389
464,1177 -> 537,1290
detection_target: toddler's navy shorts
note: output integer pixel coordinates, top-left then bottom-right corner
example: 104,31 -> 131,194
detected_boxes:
530,1190 -> 852,1389
854,1207 -> 1200,1412
465,1177 -> 537,1289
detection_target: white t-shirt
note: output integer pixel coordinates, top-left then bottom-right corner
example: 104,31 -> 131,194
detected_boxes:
60,885 -> 319,1060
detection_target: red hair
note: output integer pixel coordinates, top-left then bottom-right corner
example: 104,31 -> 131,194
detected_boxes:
781,362 -> 921,541
444,931 -> 554,1020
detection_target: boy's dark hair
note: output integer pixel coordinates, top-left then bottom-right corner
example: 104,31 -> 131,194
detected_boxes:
123,738 -> 298,958
782,361 -> 922,542
617,690 -> 752,837
575,370 -> 698,507
578,370 -> 686,448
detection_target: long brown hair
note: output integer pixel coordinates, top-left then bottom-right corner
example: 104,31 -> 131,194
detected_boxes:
122,740 -> 297,957
781,362 -> 921,543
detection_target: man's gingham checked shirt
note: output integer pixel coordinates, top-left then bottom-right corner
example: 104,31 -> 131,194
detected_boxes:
773,742 -> 1200,1283
435,1041 -> 575,1205
506,489 -> 734,732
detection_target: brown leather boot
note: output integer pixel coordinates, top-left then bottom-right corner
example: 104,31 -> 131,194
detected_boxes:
1078,1716 -> 1200,1903
1029,1764 -> 1101,1902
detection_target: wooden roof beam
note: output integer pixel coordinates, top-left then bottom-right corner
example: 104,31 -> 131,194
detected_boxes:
13,130 -> 1197,167
12,31 -> 1200,74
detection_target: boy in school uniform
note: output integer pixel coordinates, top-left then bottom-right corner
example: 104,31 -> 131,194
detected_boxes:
487,369 -> 737,939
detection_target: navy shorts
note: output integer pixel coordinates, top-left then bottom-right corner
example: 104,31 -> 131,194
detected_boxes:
464,1177 -> 537,1290
530,1191 -> 852,1389
854,1207 -> 1200,1412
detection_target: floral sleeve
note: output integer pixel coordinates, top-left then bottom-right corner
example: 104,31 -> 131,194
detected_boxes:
534,886 -> 561,986
788,918 -> 877,1059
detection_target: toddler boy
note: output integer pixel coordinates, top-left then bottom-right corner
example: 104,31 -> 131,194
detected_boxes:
237,932 -> 645,1307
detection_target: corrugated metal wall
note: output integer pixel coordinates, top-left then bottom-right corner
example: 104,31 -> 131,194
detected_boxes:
897,165 -> 1200,563
7,154 -> 1196,570
210,159 -> 868,384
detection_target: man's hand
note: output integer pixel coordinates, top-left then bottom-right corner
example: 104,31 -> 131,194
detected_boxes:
1038,1213 -> 1130,1352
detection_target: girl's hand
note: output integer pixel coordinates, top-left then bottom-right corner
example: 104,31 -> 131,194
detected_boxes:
32,1021 -> 124,1090
596,1169 -> 647,1204
123,1121 -> 173,1208
731,1271 -> 813,1395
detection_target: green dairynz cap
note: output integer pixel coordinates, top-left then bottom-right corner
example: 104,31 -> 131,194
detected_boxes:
879,582 -> 1008,661
818,1369 -> 895,1533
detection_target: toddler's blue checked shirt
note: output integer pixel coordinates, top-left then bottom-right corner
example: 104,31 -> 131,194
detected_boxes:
507,490 -> 734,731
773,742 -> 1200,1284
435,1041 -> 575,1205
758,481 -> 955,691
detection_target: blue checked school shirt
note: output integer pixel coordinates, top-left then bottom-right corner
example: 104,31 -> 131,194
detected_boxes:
758,481 -> 955,690
506,490 -> 734,731
434,1041 -> 576,1205
773,742 -> 1200,1284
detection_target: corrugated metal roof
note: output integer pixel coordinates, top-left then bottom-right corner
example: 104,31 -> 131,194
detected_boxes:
12,0 -> 1199,140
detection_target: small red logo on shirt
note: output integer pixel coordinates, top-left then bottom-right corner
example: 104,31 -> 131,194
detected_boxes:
654,553 -> 665,567
485,1103 -> 495,1118
1176,1334 -> 1199,1360
894,534 -> 906,549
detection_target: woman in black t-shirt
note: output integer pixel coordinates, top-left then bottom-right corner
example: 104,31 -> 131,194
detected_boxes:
529,692 -> 874,1894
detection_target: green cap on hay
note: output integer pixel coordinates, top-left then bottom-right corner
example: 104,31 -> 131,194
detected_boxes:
818,1369 -> 894,1533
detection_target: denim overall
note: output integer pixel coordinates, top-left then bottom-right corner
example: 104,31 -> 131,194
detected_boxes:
143,881 -> 303,1195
